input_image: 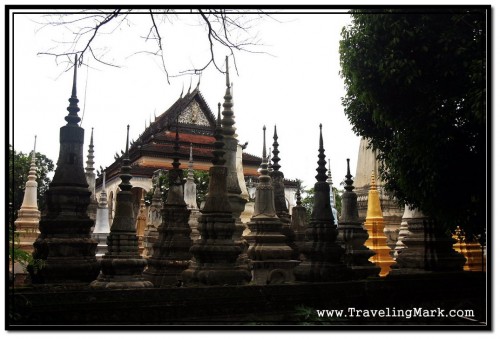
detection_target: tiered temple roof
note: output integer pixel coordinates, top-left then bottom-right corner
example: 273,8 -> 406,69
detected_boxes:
98,88 -> 261,185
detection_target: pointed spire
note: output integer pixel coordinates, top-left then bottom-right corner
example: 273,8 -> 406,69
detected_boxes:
226,56 -> 230,88
315,124 -> 328,182
344,158 -> 354,192
271,125 -> 281,172
326,158 -> 333,185
212,103 -> 225,166
118,125 -> 132,192
31,135 -> 37,168
187,143 -> 194,181
295,183 -> 302,206
259,125 -> 270,177
65,54 -> 81,125
85,127 -> 95,174
370,170 -> 377,191
221,55 -> 236,137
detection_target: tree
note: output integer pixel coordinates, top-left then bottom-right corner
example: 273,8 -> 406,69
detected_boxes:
8,144 -> 55,222
144,169 -> 209,208
339,9 -> 487,238
35,9 -> 270,81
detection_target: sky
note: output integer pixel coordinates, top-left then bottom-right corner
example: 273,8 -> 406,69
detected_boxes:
10,9 -> 359,190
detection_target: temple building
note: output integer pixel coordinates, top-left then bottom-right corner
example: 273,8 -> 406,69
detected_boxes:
96,84 -> 262,228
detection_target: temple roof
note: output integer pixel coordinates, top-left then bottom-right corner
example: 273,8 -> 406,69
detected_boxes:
98,88 -> 261,186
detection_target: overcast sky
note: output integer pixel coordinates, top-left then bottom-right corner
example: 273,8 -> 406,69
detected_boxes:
11,9 -> 359,190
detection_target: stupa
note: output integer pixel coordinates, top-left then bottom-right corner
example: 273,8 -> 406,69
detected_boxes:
270,125 -> 299,259
182,104 -> 251,285
142,171 -> 163,257
337,159 -> 380,278
184,143 -> 202,241
143,122 -> 193,286
244,126 -> 298,284
14,136 -> 41,253
92,172 -> 111,257
294,124 -> 351,282
29,55 -> 100,284
364,172 -> 395,277
90,125 -> 153,289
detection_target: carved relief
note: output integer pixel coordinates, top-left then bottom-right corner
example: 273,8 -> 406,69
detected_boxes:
178,101 -> 210,126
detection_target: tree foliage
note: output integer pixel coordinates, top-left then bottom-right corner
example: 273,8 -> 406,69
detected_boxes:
144,169 -> 209,208
8,144 -> 55,222
339,9 -> 487,237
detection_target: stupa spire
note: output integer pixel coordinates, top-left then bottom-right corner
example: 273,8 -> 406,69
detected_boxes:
315,124 -> 328,182
65,54 -> 81,125
271,125 -> 281,172
85,128 -> 95,174
29,135 -> 37,178
327,158 -> 333,185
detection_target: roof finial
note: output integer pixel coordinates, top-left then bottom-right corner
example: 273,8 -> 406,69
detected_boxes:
187,77 -> 192,94
196,73 -> 201,90
180,83 -> 184,99
271,125 -> 281,172
225,55 -> 230,88
315,123 -> 328,182
65,54 -> 81,124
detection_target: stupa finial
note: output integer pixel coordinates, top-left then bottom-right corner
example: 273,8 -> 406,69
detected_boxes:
315,123 -> 328,182
102,171 -> 106,191
65,54 -> 81,124
226,56 -> 230,88
212,103 -> 225,166
344,158 -> 354,192
271,125 -> 281,172
118,125 -> 132,192
370,170 -> 377,191
295,183 -> 302,206
31,135 -> 37,164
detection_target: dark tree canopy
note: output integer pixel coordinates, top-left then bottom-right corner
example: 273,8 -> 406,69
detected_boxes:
339,9 -> 487,237
9,145 -> 55,222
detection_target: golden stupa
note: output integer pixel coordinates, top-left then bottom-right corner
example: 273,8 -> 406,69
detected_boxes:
452,226 -> 486,272
364,171 -> 395,277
